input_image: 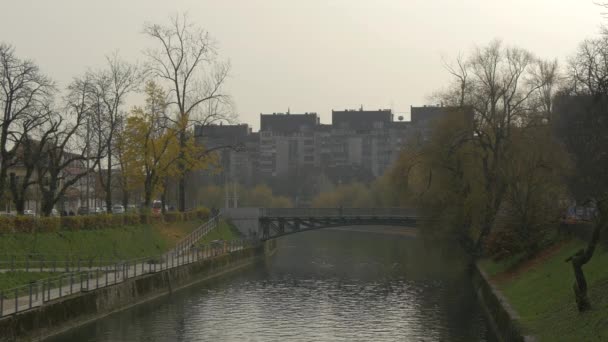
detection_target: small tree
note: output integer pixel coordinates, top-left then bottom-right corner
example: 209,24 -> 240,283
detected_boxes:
89,54 -> 140,213
124,81 -> 179,209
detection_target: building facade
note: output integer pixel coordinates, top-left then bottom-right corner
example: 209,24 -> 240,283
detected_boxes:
191,105 -> 462,205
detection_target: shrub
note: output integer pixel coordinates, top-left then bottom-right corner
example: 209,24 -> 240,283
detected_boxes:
61,216 -> 83,231
195,207 -> 210,220
14,216 -> 36,233
163,212 -> 183,222
0,216 -> 13,233
99,214 -> 113,228
140,214 -> 162,224
38,217 -> 60,233
123,214 -> 139,226
183,210 -> 197,221
110,214 -> 124,227
82,215 -> 104,230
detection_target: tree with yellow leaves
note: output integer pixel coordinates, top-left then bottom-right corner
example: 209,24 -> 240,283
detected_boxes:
124,81 -> 215,210
123,81 -> 178,209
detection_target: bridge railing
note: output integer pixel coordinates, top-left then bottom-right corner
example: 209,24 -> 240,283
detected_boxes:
259,207 -> 418,218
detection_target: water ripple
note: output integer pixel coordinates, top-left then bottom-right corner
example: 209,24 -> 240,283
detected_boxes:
49,230 -> 492,342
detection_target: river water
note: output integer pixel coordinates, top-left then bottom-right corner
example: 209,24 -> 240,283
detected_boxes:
49,227 -> 493,342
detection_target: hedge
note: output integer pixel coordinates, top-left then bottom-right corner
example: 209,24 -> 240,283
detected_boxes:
0,216 -> 12,233
38,217 -> 60,233
14,216 -> 36,233
163,212 -> 183,222
0,206 -> 211,234
61,216 -> 83,231
123,214 -> 139,226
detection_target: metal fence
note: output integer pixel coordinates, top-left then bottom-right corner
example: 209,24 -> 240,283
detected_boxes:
0,237 -> 257,317
173,214 -> 220,256
259,207 -> 418,218
0,214 -> 221,272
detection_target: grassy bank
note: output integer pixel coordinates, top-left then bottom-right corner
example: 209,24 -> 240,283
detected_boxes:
0,219 -> 203,260
0,272 -> 62,290
198,220 -> 241,244
480,239 -> 608,341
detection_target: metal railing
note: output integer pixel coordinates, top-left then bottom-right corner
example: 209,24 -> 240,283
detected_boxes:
173,214 -> 220,257
0,215 -> 221,272
0,236 -> 257,317
260,207 -> 418,218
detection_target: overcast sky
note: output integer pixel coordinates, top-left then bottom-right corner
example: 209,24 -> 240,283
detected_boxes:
0,0 -> 603,129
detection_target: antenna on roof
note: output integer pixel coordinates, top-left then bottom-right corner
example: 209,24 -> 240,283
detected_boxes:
359,104 -> 363,111
287,107 -> 290,115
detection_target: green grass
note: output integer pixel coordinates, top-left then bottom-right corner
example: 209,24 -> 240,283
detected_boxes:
478,253 -> 527,277
0,271 -> 62,290
198,220 -> 241,245
0,219 -> 202,260
482,239 -> 608,341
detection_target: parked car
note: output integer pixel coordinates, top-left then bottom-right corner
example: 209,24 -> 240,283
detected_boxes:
112,205 -> 125,214
152,200 -> 162,214
77,207 -> 91,215
77,207 -> 98,215
23,209 -> 35,217
50,209 -> 60,217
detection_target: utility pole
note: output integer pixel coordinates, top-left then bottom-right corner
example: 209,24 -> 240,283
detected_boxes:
86,117 -> 90,211
233,181 -> 238,208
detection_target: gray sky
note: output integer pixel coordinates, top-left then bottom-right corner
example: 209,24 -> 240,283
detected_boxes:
0,0 -> 603,129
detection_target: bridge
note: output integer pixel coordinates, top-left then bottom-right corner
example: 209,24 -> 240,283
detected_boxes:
258,208 -> 420,240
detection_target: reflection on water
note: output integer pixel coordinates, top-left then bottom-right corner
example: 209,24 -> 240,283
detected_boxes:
48,228 -> 492,342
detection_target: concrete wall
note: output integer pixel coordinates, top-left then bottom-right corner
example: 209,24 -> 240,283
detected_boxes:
471,262 -> 536,342
0,244 -> 270,342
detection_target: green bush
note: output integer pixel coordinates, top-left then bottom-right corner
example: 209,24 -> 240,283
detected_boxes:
0,216 -> 13,233
61,216 -> 83,231
82,215 -> 104,230
140,214 -> 162,224
123,214 -> 139,226
110,214 -> 124,227
183,210 -> 196,221
14,216 -> 36,233
38,217 -> 60,233
195,207 -> 210,220
163,212 -> 183,222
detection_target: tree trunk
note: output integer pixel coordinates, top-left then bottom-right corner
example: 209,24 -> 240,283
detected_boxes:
160,186 -> 167,215
122,190 -> 129,209
567,204 -> 605,312
177,131 -> 186,212
144,187 -> 152,209
105,154 -> 112,213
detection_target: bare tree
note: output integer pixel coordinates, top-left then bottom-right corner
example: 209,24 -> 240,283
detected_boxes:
0,43 -> 54,208
88,53 -> 140,213
143,13 -> 233,212
35,76 -> 103,216
8,106 -> 56,214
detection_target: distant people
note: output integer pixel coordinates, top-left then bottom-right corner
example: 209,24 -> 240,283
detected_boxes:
69,210 -> 75,216
61,210 -> 67,217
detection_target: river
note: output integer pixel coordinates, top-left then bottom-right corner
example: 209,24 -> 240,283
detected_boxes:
48,227 -> 493,341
